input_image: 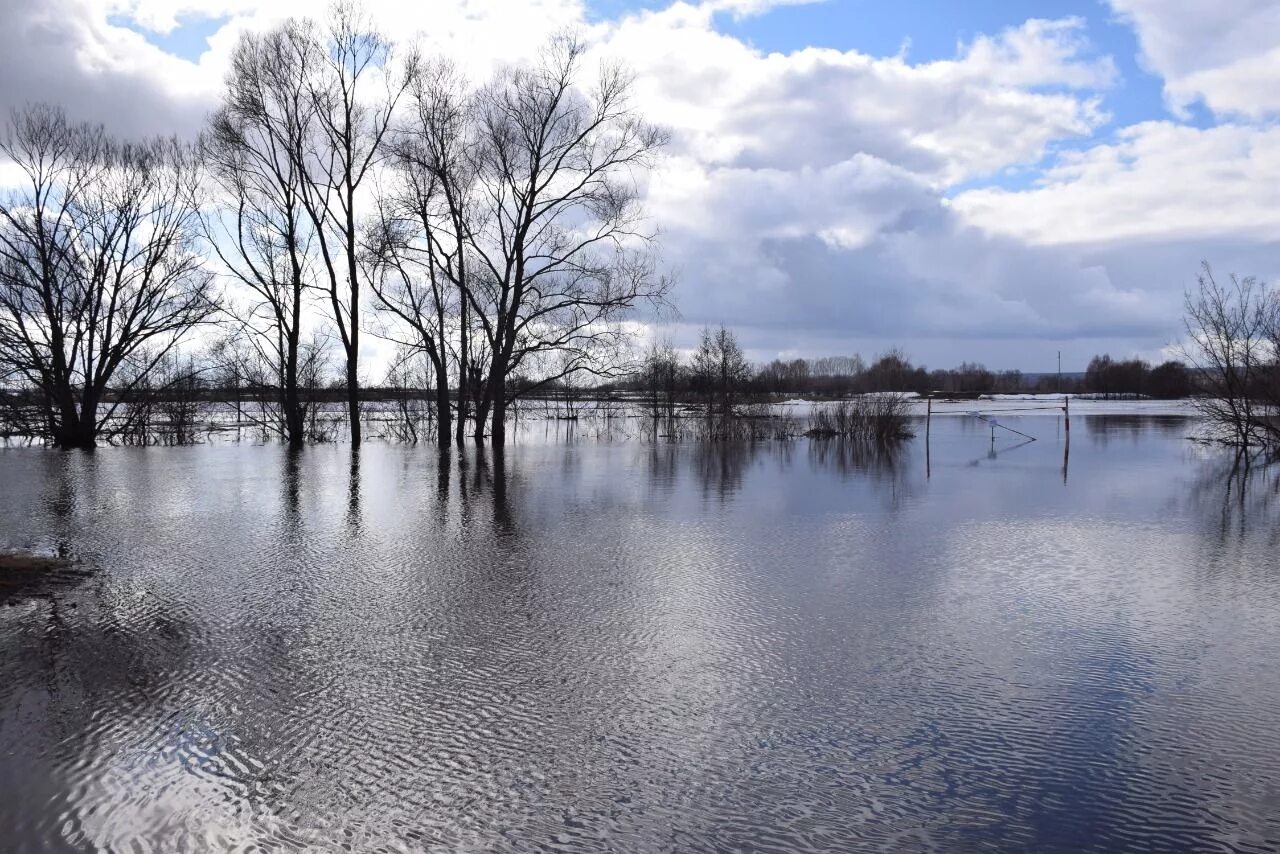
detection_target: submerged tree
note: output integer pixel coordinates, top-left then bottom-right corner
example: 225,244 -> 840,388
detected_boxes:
691,325 -> 750,418
461,35 -> 670,445
1180,263 -> 1280,452
201,24 -> 319,445
641,337 -> 681,420
0,105 -> 216,448
298,4 -> 415,447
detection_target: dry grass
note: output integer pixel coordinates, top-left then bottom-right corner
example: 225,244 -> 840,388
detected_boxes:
0,551 -> 71,573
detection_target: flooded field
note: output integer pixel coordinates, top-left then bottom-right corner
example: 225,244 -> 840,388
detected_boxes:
1,412 -> 1277,851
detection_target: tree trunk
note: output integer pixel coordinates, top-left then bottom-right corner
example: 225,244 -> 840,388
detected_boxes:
346,184 -> 362,447
346,354 -> 361,446
473,395 -> 490,444
435,357 -> 452,449
284,330 -> 304,446
479,351 -> 508,446
453,297 -> 468,448
490,395 -> 506,447
54,397 -> 96,449
52,421 -> 93,448
284,384 -> 304,446
473,369 -> 491,445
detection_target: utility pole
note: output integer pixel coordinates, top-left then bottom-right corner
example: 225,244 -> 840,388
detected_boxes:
1057,350 -> 1062,394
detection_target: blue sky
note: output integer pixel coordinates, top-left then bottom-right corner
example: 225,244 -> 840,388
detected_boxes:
108,12 -> 230,59
713,0 -> 1217,192
596,0 -> 1177,129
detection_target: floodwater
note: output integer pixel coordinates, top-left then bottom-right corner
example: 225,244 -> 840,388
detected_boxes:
0,413 -> 1277,852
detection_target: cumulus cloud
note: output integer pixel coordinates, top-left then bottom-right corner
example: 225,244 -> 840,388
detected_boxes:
651,155 -> 1167,346
953,122 -> 1280,246
1108,0 -> 1280,118
0,0 -> 215,136
597,6 -> 1145,357
606,9 -> 1113,185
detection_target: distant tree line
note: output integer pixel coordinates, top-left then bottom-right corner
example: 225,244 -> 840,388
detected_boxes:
631,327 -> 914,441
643,267 -> 1278,455
1079,355 -> 1191,399
622,327 -> 1197,404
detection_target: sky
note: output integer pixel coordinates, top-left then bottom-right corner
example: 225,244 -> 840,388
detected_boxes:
1,0 -> 1278,372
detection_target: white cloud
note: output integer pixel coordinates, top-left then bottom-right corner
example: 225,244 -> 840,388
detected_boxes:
1108,0 -> 1280,118
952,122 -> 1280,246
700,0 -> 821,19
591,6 -> 1147,355
605,9 -> 1112,186
0,0 -> 590,137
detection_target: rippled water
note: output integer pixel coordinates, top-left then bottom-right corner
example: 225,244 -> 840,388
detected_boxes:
1,414 -> 1278,852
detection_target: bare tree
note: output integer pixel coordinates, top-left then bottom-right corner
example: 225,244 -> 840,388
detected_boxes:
391,59 -> 481,447
291,2 -> 415,446
365,62 -> 472,447
691,325 -> 750,420
641,337 -> 680,420
461,35 -> 669,445
1181,262 -> 1280,452
201,25 -> 319,445
0,105 -> 216,447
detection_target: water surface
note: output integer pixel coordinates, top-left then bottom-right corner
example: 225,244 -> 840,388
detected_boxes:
1,414 -> 1277,852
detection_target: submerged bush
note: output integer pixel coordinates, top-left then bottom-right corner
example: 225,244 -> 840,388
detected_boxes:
806,394 -> 914,442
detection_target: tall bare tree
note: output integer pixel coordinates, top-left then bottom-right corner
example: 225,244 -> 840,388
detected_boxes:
201,25 -> 318,445
291,2 -> 415,446
461,35 -> 669,445
392,60 -> 481,448
365,163 -> 459,445
0,105 -> 216,447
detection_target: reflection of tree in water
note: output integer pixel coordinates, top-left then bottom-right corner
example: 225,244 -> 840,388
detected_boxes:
806,438 -> 906,481
1187,455 -> 1280,554
807,438 -> 917,511
681,437 -> 913,502
643,443 -> 680,496
691,441 -> 756,501
462,445 -> 518,539
39,449 -> 100,530
1086,415 -> 1194,445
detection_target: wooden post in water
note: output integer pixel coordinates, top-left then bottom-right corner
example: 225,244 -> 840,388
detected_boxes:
925,396 -> 932,479
1062,396 -> 1071,483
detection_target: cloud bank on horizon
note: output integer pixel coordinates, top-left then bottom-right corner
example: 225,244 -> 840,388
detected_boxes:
1,0 -> 1276,371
